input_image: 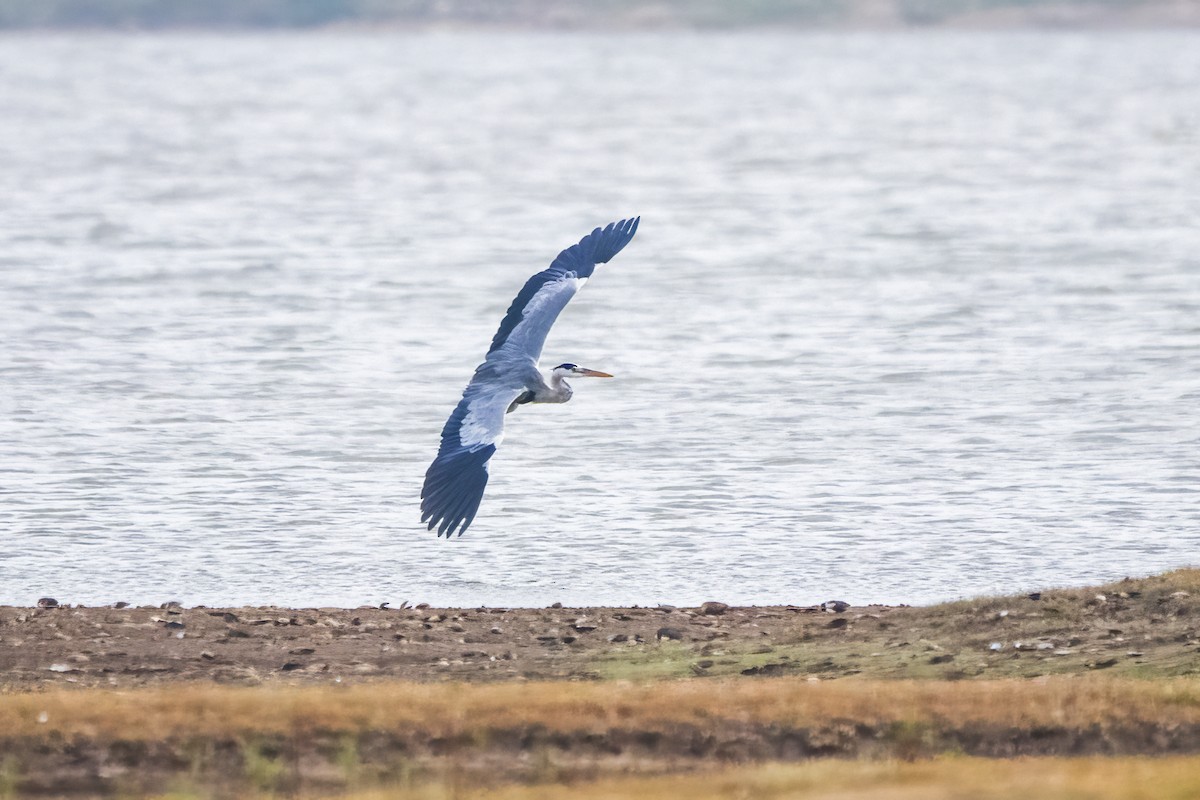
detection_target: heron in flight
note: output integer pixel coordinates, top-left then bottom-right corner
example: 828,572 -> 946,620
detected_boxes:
420,218 -> 640,538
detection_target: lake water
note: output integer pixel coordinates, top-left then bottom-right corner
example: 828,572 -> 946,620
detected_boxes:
1,31 -> 1198,608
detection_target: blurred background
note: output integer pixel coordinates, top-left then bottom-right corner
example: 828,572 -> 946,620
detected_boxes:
0,1 -> 1197,609
1,0 -> 1199,28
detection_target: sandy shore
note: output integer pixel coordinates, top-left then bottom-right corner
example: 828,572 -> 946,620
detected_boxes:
3,570 -> 1197,688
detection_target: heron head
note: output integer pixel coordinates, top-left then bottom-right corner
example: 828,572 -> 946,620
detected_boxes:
552,363 -> 613,378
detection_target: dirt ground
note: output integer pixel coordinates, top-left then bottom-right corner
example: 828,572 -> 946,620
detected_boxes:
2,569 -> 1198,689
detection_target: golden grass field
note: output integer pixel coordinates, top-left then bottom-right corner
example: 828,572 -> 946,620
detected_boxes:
259,757 -> 1200,800
3,676 -> 1200,797
6,676 -> 1200,739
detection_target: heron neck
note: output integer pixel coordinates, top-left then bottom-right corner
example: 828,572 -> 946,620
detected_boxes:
543,372 -> 573,403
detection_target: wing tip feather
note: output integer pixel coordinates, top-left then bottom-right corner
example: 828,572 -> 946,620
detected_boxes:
420,443 -> 495,539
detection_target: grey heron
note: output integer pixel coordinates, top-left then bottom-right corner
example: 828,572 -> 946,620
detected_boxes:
420,218 -> 640,538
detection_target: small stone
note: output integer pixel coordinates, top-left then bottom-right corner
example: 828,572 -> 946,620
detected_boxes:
1054,649 -> 1073,656
550,602 -> 563,609
1171,591 -> 1191,599
490,627 -> 503,635
696,659 -> 714,669
1126,651 -> 1145,657
37,598 -> 58,608
989,642 -> 1004,651
161,601 -> 183,609
560,635 -> 577,644
607,633 -> 628,643
200,651 -> 215,660
113,601 -> 130,609
571,619 -> 597,632
994,610 -> 1009,620
1088,658 -> 1118,669
289,647 -> 315,655
1093,594 -> 1108,604
448,623 -> 465,633
700,602 -> 729,616
821,601 -> 850,614
929,654 -> 955,664
47,663 -> 76,673
656,627 -> 684,641
415,603 -> 430,609
165,621 -> 185,630
281,662 -> 303,672
827,618 -> 848,629
1027,592 -> 1042,601
741,663 -> 787,677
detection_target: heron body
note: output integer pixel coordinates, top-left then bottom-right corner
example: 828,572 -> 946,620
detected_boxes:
420,218 -> 640,538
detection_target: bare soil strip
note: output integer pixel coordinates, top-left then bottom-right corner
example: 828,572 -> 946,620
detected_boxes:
3,570 -> 1198,688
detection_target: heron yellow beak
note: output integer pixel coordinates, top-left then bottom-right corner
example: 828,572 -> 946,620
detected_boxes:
577,368 -> 613,378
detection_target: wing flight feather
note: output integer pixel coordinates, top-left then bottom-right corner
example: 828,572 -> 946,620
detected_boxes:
486,217 -> 639,361
420,375 -> 520,537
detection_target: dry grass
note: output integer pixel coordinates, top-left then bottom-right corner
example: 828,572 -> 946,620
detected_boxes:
214,756 -> 1200,800
5,676 -> 1200,740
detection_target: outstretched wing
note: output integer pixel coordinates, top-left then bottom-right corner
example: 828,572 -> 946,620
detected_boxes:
421,367 -> 522,538
487,217 -> 639,363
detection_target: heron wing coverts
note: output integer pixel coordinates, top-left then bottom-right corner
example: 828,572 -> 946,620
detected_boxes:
486,217 -> 639,361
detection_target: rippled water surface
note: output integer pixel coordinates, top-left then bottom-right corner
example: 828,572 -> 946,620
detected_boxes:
1,32 -> 1198,607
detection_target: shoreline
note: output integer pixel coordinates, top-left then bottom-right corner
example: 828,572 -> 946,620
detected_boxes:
3,569 -> 1196,689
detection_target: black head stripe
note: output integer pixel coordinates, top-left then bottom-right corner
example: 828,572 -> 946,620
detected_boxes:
554,363 -> 577,371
